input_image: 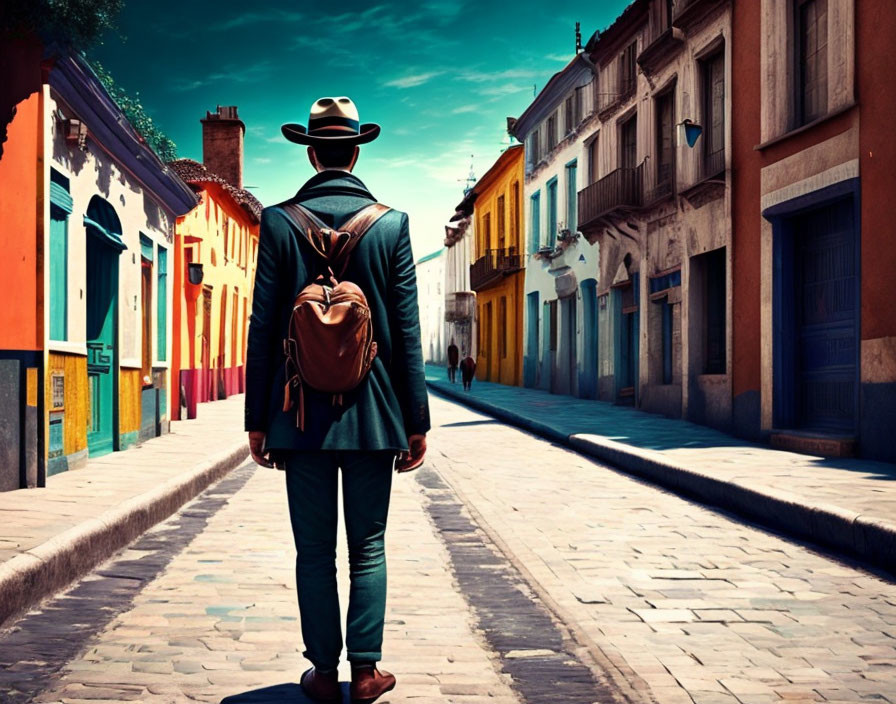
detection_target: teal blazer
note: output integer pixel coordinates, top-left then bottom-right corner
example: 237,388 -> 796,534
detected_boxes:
244,170 -> 430,453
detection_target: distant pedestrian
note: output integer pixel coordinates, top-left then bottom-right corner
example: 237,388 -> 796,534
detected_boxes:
447,339 -> 459,383
460,352 -> 476,391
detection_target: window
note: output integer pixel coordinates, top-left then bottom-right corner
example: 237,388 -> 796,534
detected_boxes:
482,212 -> 491,252
619,114 -> 637,170
140,234 -> 154,386
529,130 -> 540,167
511,181 -> 520,248
565,95 -> 574,135
157,246 -> 167,361
661,297 -> 673,384
566,160 -> 578,232
702,50 -> 725,178
619,41 -> 637,97
796,0 -> 828,125
547,178 -> 558,247
49,169 -> 72,341
588,135 -> 600,183
547,112 -> 557,151
649,269 -> 680,385
574,85 -> 585,124
530,191 -> 541,253
701,247 -> 726,374
500,296 -> 508,359
655,88 -> 674,189
497,194 -> 506,251
549,299 -> 558,351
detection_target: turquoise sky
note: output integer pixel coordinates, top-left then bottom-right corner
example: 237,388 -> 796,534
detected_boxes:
93,1 -> 631,256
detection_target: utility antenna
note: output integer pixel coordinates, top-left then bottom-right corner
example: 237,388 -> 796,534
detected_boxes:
575,21 -> 582,53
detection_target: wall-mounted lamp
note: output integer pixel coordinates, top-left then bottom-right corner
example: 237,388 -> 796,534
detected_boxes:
679,119 -> 703,148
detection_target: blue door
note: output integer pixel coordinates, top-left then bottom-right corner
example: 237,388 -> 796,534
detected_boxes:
794,200 -> 857,432
580,280 -> 597,398
524,292 -> 540,387
86,237 -> 119,456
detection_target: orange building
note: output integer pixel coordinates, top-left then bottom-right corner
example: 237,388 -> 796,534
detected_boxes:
168,107 -> 261,420
470,145 -> 525,386
0,40 -> 198,490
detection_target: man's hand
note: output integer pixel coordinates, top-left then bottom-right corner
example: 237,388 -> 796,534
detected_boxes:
248,431 -> 274,468
396,433 -> 426,473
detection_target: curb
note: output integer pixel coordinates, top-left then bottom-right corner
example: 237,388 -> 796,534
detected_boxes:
427,380 -> 896,576
0,442 -> 250,629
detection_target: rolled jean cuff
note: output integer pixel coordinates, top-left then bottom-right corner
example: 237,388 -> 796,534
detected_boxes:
304,648 -> 339,670
347,650 -> 381,663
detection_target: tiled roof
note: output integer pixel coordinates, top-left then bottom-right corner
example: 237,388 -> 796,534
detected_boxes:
168,158 -> 263,222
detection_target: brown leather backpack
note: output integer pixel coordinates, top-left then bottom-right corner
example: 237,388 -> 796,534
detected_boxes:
279,201 -> 391,430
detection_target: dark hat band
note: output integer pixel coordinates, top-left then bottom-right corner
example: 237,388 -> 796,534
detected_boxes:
308,115 -> 360,134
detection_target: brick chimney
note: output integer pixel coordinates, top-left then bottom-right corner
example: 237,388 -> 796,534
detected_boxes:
201,105 -> 245,188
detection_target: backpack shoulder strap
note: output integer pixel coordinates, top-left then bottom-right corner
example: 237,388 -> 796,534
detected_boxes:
280,202 -> 330,259
329,203 -> 392,278
340,202 -> 392,236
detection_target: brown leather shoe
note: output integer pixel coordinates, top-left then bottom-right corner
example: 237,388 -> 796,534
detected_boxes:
300,666 -> 341,703
350,666 -> 396,703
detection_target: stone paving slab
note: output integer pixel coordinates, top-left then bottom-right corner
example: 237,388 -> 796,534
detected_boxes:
425,395 -> 896,704
425,365 -> 896,573
0,396 -> 249,627
24,448 -> 521,704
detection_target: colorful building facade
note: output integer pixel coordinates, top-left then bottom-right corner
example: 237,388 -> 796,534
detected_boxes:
0,40 -> 198,489
512,52 -> 601,397
168,107 -> 261,420
443,191 -> 477,361
470,145 -> 525,386
731,0 -> 896,461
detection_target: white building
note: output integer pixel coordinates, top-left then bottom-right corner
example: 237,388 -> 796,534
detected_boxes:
415,248 -> 446,364
511,53 -> 601,397
443,192 -> 476,360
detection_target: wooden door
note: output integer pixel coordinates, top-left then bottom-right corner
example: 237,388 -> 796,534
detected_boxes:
86,238 -> 118,456
795,199 -> 857,431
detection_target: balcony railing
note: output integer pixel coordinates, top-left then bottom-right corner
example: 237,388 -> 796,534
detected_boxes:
577,163 -> 644,230
445,291 -> 476,322
470,247 -> 523,291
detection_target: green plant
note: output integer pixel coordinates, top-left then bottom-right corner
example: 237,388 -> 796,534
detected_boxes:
88,59 -> 178,162
0,0 -> 123,48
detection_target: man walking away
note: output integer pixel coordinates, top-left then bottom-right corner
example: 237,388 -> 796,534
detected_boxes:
245,96 -> 430,704
460,351 -> 476,392
447,339 -> 459,383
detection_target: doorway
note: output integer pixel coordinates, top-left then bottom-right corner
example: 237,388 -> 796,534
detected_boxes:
86,237 -> 119,457
794,200 -> 857,431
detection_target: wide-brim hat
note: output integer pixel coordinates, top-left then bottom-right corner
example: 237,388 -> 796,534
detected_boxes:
282,96 -> 380,145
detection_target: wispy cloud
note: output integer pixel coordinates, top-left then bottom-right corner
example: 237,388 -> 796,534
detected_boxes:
384,71 -> 443,89
451,104 -> 478,114
457,68 -> 539,83
170,60 -> 274,92
253,156 -> 273,164
546,52 -> 572,62
476,83 -> 532,98
208,10 -> 304,32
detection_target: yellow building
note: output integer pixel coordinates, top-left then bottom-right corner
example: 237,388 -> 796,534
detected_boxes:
470,144 -> 525,386
168,107 -> 261,419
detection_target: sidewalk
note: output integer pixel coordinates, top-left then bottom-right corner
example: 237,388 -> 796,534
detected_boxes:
0,395 -> 249,628
425,364 -> 896,574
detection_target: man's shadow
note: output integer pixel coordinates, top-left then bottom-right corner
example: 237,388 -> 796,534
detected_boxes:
222,682 -> 356,703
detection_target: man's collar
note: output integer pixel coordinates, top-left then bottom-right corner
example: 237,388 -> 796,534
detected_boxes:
293,169 -> 375,202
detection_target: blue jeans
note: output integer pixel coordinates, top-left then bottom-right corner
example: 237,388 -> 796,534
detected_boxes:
283,450 -> 396,669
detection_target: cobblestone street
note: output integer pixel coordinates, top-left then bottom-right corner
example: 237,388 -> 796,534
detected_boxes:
1,394 -> 895,703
